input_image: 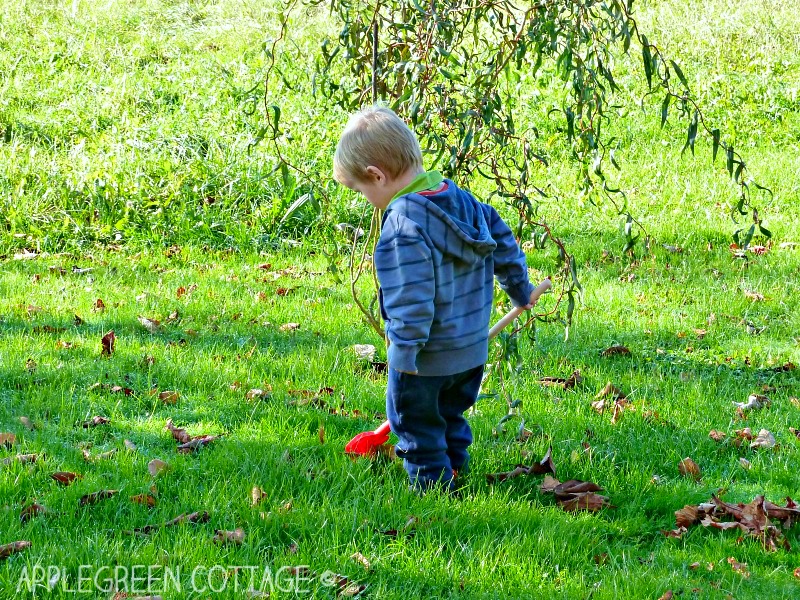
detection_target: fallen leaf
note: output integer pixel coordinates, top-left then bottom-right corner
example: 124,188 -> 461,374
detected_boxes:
82,415 -> 110,428
727,557 -> 750,578
734,394 -> 770,411
213,528 -> 245,545
19,416 -> 36,431
558,492 -> 613,512
318,425 -> 325,445
540,474 -> 560,493
137,316 -> 161,333
130,494 -> 157,508
678,457 -> 702,481
2,453 -> 39,466
100,330 -> 115,356
124,439 -> 137,451
0,541 -> 31,560
688,562 -> 701,570
675,505 -> 700,528
538,370 -> 582,389
79,490 -> 118,506
354,344 -> 377,361
595,381 -> 626,400
124,511 -> 209,536
657,591 -> 673,600
601,345 -> 630,357
165,419 -> 191,444
350,552 -> 371,570
177,435 -> 220,454
661,527 -> 687,538
739,458 -> 752,470
251,486 -> 267,507
93,298 -> 106,312
709,430 -> 727,442
750,429 -> 776,449
0,433 -> 15,448
51,472 -> 81,486
246,388 -> 270,400
148,459 -> 170,477
279,322 -> 300,332
158,390 -> 180,404
20,503 -> 48,524
790,428 -> 800,440
794,567 -> 800,579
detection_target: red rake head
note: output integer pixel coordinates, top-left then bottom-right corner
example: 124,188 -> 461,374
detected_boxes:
345,421 -> 391,456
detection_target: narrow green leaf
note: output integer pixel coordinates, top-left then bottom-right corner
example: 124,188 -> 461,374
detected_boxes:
669,60 -> 689,88
726,146 -> 735,177
711,129 -> 721,162
641,36 -> 652,89
660,94 -> 670,128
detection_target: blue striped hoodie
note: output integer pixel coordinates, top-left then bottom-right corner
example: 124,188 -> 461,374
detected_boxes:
376,177 -> 534,376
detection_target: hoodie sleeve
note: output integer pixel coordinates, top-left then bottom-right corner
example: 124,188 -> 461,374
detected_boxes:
485,205 -> 534,307
374,214 -> 436,374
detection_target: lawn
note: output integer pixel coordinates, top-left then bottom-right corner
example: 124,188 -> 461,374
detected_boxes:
1,0 -> 800,598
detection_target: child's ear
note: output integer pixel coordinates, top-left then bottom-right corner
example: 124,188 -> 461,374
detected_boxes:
364,165 -> 387,184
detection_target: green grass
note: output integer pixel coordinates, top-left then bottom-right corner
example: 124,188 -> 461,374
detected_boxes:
2,0 -> 800,598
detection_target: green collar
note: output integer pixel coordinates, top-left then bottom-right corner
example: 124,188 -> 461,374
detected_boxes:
390,171 -> 444,204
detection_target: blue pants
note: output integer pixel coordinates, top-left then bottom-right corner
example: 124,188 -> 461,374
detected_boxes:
386,365 -> 484,489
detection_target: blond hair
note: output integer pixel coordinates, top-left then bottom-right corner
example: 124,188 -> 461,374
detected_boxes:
333,106 -> 423,183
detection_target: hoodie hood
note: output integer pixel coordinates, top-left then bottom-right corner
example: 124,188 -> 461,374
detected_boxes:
386,179 -> 497,264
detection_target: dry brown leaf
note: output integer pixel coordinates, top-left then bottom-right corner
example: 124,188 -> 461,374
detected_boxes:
709,430 -> 727,442
675,505 -> 700,528
158,390 -> 180,404
743,290 -> 764,301
0,541 -> 31,560
125,511 -> 209,536
318,425 -> 325,445
124,439 -> 137,451
678,457 -> 701,481
148,459 -> 169,477
0,433 -> 15,448
595,381 -> 626,400
246,388 -> 270,400
82,415 -> 110,428
20,503 -> 48,524
657,591 -> 673,600
727,557 -> 750,577
350,552 -> 371,570
558,492 -> 613,512
213,528 -> 245,545
130,494 -> 157,508
177,435 -> 220,454
251,486 -> 267,507
661,527 -> 687,538
601,345 -> 630,357
750,429 -> 776,449
2,453 -> 39,466
165,419 -> 191,444
538,370 -> 582,389
353,344 -> 377,361
93,298 -> 106,312
137,316 -> 161,333
790,428 -> 800,440
279,322 -> 300,332
19,416 -> 36,431
794,567 -> 800,579
79,490 -> 118,506
540,475 -> 560,493
739,458 -> 752,470
51,472 -> 81,486
734,394 -> 770,411
100,330 -> 115,356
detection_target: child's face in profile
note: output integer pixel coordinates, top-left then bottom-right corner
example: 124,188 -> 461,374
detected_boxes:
336,166 -> 396,211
